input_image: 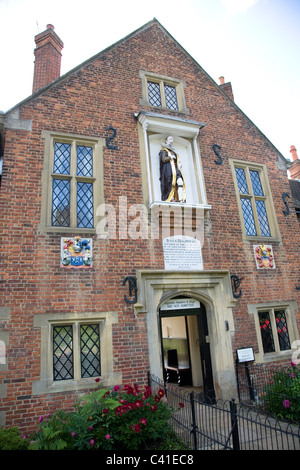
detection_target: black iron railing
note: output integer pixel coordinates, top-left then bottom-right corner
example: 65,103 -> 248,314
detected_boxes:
148,373 -> 300,450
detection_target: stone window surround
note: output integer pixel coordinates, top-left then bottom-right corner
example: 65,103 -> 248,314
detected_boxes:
248,301 -> 299,364
39,130 -> 105,234
229,158 -> 281,242
139,70 -> 189,115
32,311 -> 121,395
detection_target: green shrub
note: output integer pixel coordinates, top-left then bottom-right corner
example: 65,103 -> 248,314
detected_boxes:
263,362 -> 300,422
0,427 -> 30,450
30,381 -> 182,450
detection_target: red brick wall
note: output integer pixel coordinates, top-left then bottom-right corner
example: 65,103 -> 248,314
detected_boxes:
0,21 -> 299,433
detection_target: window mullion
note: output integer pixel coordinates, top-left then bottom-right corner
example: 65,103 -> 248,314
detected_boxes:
160,81 -> 166,108
70,142 -> 77,227
73,322 -> 81,381
246,168 -> 261,236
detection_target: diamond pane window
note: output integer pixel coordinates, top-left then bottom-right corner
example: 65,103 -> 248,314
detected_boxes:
51,140 -> 95,229
164,84 -> 178,110
80,324 -> 101,378
235,168 -> 249,194
259,312 -> 275,353
77,182 -> 93,228
256,200 -> 271,236
250,170 -> 264,196
235,164 -> 272,238
241,198 -> 257,236
275,310 -> 291,351
53,325 -> 74,381
52,179 -> 70,226
77,146 -> 93,177
53,142 -> 71,174
148,81 -> 162,107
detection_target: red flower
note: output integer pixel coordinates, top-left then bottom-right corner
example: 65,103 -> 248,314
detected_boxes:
158,388 -> 165,397
134,423 -> 141,433
140,418 -> 147,426
95,378 -> 101,383
178,402 -> 184,408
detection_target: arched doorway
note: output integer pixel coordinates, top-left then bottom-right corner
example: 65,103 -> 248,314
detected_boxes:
159,296 -> 215,401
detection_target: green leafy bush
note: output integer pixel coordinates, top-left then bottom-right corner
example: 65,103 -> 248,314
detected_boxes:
30,381 -> 184,450
0,427 -> 30,450
263,362 -> 300,422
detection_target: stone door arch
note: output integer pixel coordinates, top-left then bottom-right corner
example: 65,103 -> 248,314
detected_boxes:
134,269 -> 237,400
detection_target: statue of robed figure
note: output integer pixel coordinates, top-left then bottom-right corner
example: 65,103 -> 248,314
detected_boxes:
159,136 -> 186,203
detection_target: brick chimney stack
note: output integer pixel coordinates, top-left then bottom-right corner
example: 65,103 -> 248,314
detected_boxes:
32,24 -> 64,93
218,76 -> 234,101
289,145 -> 300,180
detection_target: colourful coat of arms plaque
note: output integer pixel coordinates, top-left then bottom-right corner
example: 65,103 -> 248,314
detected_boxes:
61,237 -> 93,268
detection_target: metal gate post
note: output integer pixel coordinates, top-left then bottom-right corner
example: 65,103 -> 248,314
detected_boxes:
190,391 -> 198,450
230,399 -> 240,450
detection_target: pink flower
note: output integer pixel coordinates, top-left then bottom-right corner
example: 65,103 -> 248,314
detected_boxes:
291,361 -> 296,367
140,418 -> 147,426
105,434 -> 110,440
283,400 -> 291,409
88,425 -> 94,431
39,415 -> 43,423
114,385 -> 120,391
89,438 -> 95,446
70,432 -> 77,438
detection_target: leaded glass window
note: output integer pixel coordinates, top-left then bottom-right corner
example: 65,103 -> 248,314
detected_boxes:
80,324 -> 101,378
52,323 -> 101,382
52,179 -> 70,226
51,140 -> 95,229
164,84 -> 178,110
53,325 -> 74,381
147,80 -> 179,110
259,312 -> 275,353
148,81 -> 162,107
259,309 -> 291,355
77,182 -> 93,228
235,166 -> 271,237
275,310 -> 291,351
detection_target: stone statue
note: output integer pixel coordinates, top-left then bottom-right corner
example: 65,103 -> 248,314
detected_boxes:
159,136 -> 186,203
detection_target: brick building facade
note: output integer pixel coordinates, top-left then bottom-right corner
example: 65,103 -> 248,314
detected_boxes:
0,19 -> 299,434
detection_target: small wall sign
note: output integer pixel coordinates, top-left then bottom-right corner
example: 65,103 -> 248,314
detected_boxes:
236,347 -> 255,363
61,237 -> 93,268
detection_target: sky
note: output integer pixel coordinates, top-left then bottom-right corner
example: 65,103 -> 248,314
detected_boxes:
0,0 -> 299,161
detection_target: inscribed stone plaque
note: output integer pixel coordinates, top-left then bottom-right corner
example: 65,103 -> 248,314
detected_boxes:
163,235 -> 203,271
